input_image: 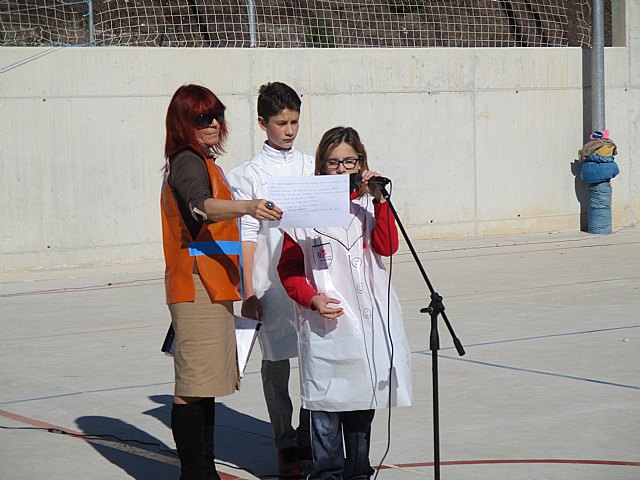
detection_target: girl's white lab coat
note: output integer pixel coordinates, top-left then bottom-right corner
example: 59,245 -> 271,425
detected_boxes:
284,195 -> 412,411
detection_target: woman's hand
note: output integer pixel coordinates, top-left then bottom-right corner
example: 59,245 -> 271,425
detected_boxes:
310,294 -> 344,319
360,170 -> 386,202
246,199 -> 283,221
202,198 -> 283,222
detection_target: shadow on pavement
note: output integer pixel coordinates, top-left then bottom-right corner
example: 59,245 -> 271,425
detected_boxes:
75,394 -> 277,480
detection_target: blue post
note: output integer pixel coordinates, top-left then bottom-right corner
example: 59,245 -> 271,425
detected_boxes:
587,181 -> 612,234
580,131 -> 619,234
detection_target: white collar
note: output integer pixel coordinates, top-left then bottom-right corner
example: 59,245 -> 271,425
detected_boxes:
262,142 -> 296,163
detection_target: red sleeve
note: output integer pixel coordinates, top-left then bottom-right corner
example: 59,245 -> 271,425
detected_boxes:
370,200 -> 399,256
277,232 -> 318,309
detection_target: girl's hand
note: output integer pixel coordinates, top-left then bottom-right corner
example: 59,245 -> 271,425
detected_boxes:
360,170 -> 386,202
311,294 -> 344,319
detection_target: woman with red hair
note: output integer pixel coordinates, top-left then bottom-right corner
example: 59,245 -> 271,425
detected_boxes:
161,84 -> 282,480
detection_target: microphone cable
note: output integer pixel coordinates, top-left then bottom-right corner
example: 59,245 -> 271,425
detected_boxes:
373,180 -> 395,480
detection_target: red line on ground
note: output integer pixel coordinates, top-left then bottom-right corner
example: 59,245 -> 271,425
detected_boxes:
3,409 -> 639,476
0,408 -> 247,480
389,459 -> 640,468
0,408 -> 83,436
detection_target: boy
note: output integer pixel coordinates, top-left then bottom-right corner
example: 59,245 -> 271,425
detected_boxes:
227,82 -> 314,478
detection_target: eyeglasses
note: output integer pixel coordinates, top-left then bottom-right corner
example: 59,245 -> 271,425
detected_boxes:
195,111 -> 225,129
324,157 -> 360,171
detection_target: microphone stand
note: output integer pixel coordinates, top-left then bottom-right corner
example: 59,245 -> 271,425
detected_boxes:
380,184 -> 465,480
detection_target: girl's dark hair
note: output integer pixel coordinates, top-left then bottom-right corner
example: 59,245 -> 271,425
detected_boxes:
164,84 -> 228,159
315,126 -> 369,197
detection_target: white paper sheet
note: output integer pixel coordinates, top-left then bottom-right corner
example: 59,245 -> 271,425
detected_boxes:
267,175 -> 350,228
234,315 -> 261,378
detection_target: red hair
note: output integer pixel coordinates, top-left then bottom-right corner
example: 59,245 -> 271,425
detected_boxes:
164,84 -> 228,159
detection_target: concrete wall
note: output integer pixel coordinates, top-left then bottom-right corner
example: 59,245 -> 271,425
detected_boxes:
1,3 -> 638,272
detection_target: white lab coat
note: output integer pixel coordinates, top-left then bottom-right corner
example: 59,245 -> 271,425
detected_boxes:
284,194 -> 412,412
227,142 -> 315,361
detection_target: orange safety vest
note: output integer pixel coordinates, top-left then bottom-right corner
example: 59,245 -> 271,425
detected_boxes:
161,151 -> 242,304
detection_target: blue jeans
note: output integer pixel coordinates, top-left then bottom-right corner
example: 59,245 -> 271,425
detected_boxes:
309,410 -> 375,480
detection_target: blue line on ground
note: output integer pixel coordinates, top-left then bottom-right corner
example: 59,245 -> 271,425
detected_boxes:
5,325 -> 637,405
418,353 -> 640,390
0,370 -> 261,405
439,325 -> 639,351
0,382 -> 173,405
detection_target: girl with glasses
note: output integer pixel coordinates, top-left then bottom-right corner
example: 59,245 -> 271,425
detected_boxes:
277,126 -> 413,480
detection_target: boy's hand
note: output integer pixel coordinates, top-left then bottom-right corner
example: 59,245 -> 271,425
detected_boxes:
311,294 -> 343,319
241,295 -> 263,321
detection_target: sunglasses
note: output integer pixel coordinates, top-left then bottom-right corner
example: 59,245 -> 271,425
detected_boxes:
195,111 -> 225,129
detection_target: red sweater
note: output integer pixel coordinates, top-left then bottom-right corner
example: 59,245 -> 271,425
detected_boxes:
277,194 -> 398,309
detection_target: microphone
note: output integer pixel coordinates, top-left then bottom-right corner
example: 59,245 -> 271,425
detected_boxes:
368,175 -> 391,186
349,172 -> 391,189
349,172 -> 361,192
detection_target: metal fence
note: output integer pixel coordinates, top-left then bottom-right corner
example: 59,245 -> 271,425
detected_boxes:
0,0 -> 605,48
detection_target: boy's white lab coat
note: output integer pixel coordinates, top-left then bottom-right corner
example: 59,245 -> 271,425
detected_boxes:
227,143 -> 314,361
284,195 -> 412,411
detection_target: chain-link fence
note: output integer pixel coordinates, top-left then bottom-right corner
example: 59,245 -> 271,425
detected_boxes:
0,0 -> 609,48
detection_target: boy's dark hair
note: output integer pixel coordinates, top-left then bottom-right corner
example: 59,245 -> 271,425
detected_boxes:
257,82 -> 302,121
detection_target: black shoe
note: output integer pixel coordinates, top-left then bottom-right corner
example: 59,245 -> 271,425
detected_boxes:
278,446 -> 303,478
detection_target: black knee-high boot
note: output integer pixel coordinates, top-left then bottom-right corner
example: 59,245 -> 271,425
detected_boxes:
202,398 -> 221,480
171,402 -> 208,480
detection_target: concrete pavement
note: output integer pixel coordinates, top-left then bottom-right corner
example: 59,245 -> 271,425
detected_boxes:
1,225 -> 639,479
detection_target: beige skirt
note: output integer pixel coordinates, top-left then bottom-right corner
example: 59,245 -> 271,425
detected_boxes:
169,274 -> 239,398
